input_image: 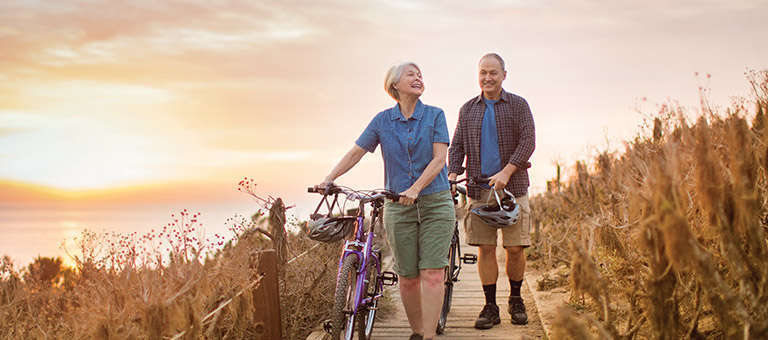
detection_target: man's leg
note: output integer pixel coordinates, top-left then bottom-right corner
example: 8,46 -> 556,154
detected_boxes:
467,189 -> 503,330
478,245 -> 499,284
505,245 -> 525,282
501,194 -> 531,325
505,246 -> 528,324
474,245 -> 501,329
506,246 -> 526,304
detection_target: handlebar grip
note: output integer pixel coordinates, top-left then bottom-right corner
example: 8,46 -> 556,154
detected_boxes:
307,187 -> 317,193
385,192 -> 401,201
474,178 -> 490,184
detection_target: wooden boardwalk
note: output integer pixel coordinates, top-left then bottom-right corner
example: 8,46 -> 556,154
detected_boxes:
371,228 -> 546,340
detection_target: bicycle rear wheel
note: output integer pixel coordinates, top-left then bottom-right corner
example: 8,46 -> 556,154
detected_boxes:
356,253 -> 381,339
437,230 -> 459,334
332,255 -> 359,340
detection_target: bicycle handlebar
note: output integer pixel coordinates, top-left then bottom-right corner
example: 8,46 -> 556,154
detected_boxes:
308,185 -> 401,202
449,176 -> 493,196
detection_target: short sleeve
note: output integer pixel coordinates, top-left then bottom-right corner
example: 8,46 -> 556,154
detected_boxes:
432,109 -> 450,144
355,115 -> 379,153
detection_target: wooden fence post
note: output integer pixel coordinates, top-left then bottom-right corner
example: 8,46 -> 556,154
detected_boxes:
253,249 -> 282,339
269,198 -> 288,265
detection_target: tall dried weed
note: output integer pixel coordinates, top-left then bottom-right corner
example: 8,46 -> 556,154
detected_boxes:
532,70 -> 768,339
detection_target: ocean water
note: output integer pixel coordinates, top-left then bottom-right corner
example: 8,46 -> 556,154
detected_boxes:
0,202 -> 263,268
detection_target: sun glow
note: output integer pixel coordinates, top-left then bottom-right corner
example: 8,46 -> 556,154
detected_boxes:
60,221 -> 82,269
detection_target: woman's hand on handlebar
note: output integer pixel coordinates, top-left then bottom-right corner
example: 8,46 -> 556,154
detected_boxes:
399,187 -> 419,206
315,178 -> 334,192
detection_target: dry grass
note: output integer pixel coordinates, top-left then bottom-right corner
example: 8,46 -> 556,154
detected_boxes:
532,70 -> 768,339
0,191 -> 346,339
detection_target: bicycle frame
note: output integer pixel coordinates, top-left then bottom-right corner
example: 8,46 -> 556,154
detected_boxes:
336,198 -> 384,318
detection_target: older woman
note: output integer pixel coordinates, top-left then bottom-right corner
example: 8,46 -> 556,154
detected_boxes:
319,62 -> 455,340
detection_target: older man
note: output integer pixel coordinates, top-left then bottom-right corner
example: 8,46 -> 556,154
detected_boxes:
448,53 -> 535,329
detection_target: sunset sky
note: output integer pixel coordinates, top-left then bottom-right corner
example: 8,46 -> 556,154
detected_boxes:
2,1 -> 768,264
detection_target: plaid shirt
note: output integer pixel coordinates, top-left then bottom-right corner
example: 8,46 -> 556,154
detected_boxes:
449,89 -> 535,199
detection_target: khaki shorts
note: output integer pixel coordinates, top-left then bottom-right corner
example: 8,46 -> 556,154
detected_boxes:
464,189 -> 531,248
383,190 -> 455,278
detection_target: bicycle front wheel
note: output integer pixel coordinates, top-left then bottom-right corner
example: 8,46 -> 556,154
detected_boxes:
332,255 -> 359,340
437,232 -> 459,334
356,254 -> 380,339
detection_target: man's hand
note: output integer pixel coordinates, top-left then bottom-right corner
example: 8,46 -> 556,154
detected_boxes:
448,172 -> 458,196
489,164 -> 518,191
399,187 -> 419,206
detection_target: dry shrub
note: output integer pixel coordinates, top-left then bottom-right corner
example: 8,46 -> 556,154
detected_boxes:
0,194 -> 347,339
280,230 -> 341,339
532,70 -> 768,339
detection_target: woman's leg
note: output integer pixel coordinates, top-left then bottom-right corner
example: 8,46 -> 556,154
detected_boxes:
415,191 -> 456,339
399,275 -> 423,335
420,268 -> 445,339
384,201 -> 422,335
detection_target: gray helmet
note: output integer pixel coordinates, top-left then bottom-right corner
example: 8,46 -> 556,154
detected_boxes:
470,190 -> 519,228
307,216 -> 355,242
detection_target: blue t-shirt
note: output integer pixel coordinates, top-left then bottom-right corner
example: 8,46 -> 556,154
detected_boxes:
355,100 -> 451,196
481,98 -> 502,178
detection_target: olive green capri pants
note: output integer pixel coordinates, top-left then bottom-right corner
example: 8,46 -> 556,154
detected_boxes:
383,190 -> 455,278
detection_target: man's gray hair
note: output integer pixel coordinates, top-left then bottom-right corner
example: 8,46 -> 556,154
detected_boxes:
384,61 -> 420,101
480,53 -> 505,71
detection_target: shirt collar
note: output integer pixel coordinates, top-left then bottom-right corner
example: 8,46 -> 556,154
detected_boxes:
474,88 -> 510,104
390,100 -> 425,121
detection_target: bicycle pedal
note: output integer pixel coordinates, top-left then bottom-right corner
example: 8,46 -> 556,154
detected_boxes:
380,271 -> 398,286
461,253 -> 478,264
322,319 -> 333,333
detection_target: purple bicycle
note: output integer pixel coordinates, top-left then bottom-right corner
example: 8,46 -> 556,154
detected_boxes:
307,184 -> 400,340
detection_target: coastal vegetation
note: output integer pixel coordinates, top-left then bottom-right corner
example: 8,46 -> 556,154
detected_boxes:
531,70 -> 768,339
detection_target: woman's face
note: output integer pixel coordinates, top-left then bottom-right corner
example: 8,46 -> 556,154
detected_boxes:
395,65 -> 424,99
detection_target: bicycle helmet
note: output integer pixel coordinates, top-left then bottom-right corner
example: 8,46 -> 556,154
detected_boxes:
470,190 -> 520,228
307,216 -> 355,242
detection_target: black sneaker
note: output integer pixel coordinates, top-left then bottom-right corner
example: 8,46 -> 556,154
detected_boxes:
474,303 -> 501,329
509,296 -> 528,325
409,333 -> 423,340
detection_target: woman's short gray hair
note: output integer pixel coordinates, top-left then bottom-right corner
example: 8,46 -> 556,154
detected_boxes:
384,62 -> 420,101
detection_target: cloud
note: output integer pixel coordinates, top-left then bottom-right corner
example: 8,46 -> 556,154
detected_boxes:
0,1 -> 326,81
1,0 -> 767,192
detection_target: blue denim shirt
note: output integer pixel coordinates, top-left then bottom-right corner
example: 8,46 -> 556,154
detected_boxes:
356,100 -> 451,196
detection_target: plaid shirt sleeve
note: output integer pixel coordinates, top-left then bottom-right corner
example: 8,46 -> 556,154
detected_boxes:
448,103 -> 468,175
507,97 -> 535,168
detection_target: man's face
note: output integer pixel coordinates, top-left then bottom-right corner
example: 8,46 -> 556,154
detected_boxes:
478,57 -> 506,95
